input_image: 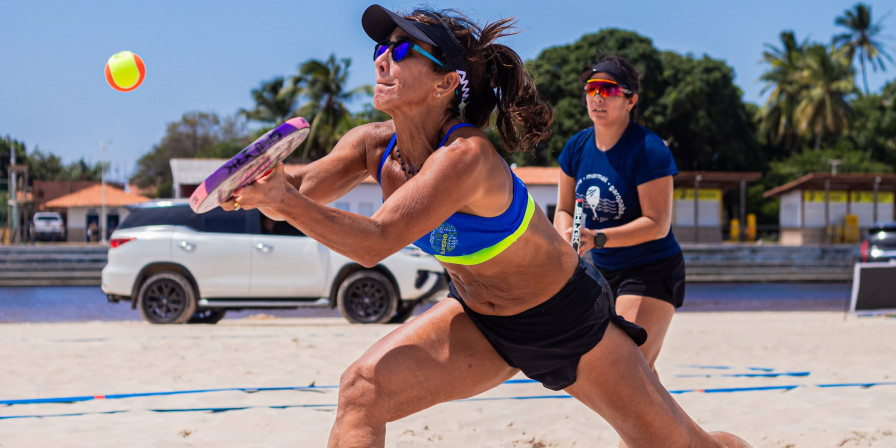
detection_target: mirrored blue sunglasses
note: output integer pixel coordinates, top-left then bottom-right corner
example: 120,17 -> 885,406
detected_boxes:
374,38 -> 445,68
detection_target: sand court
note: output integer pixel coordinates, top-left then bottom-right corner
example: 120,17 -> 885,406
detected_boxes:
1,311 -> 894,447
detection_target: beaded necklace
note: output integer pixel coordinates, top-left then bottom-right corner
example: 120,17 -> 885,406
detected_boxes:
393,145 -> 422,176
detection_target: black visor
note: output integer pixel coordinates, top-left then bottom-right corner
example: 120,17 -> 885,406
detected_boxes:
580,60 -> 635,92
362,4 -> 470,104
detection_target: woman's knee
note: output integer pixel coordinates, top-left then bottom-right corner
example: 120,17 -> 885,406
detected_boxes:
338,359 -> 381,409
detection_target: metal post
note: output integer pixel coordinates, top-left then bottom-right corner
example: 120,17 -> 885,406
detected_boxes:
99,141 -> 110,243
873,176 -> 881,224
739,178 -> 746,242
693,174 -> 702,243
9,137 -> 18,244
824,179 -> 831,244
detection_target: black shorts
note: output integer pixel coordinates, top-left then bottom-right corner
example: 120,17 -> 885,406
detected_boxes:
596,252 -> 686,309
448,259 -> 647,391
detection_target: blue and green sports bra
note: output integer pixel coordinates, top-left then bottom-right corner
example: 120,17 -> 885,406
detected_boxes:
376,123 -> 536,265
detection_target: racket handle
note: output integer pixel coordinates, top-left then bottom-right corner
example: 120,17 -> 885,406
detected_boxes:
249,168 -> 274,186
571,198 -> 583,252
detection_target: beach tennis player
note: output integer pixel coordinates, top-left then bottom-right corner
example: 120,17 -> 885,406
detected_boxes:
224,4 -> 752,447
554,55 -> 687,383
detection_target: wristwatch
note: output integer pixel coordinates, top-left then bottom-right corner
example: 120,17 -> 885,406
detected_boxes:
593,231 -> 607,249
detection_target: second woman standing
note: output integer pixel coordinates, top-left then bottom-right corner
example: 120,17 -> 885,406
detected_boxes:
554,54 -> 685,377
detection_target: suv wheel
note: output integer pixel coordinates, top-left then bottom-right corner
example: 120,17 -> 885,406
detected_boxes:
137,272 -> 198,324
188,309 -> 227,324
337,271 -> 398,324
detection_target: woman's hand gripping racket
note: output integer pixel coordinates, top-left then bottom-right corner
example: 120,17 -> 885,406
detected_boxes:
189,117 -> 310,214
571,198 -> 584,252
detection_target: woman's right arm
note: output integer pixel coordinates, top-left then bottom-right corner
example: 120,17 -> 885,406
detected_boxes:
553,172 -> 577,243
283,122 -> 392,205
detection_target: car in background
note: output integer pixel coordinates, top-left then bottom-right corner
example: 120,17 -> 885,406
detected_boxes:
859,222 -> 896,262
31,211 -> 66,241
101,200 -> 447,324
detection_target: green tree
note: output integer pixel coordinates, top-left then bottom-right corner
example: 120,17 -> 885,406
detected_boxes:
239,77 -> 297,125
32,152 -> 69,180
793,44 -> 857,149
758,31 -> 807,153
528,28 -> 758,171
195,115 -> 250,159
847,79 -> 896,166
833,2 -> 894,95
769,144 -> 892,184
652,52 -> 761,171
287,54 -> 372,161
130,112 -> 248,195
527,29 -> 665,165
1,136 -> 27,186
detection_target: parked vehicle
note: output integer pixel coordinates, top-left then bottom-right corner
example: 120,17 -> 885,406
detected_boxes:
859,222 -> 896,262
31,211 -> 66,241
102,200 -> 447,324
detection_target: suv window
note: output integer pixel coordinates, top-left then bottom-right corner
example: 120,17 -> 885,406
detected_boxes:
119,202 -> 306,237
188,207 -> 253,234
118,203 -> 194,229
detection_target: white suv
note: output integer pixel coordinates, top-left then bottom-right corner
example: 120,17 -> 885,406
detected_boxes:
31,211 -> 66,241
102,200 -> 447,324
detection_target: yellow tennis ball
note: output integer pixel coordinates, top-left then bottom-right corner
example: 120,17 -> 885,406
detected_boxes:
105,51 -> 145,92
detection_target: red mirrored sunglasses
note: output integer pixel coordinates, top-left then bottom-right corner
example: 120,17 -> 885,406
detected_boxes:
584,79 -> 633,98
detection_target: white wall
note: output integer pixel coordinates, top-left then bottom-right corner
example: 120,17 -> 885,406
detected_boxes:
672,188 -> 721,226
527,184 -> 557,217
779,190 -> 895,229
64,206 -> 132,242
779,191 -> 802,228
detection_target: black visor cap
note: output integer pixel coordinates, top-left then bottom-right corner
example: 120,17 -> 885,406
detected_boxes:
580,60 -> 635,91
362,4 -> 467,74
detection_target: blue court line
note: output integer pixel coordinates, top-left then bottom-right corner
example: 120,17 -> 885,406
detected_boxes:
0,385 -> 333,406
675,371 -> 810,378
0,404 -> 336,421
3,381 -> 896,421
677,365 -> 777,372
2,367 -> 804,407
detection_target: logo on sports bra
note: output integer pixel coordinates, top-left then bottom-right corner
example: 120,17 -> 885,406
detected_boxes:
430,223 -> 458,255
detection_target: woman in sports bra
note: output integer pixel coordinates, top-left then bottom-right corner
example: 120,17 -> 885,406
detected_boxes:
226,4 -> 751,448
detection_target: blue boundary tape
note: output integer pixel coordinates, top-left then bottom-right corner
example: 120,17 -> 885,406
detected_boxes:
2,381 -> 895,420
0,385 -> 334,406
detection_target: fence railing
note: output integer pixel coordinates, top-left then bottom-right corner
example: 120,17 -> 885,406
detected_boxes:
0,243 -> 858,287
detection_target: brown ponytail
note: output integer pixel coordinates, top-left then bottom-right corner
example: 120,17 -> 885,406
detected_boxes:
410,9 -> 553,153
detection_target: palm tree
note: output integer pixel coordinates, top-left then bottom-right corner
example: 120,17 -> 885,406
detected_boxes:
286,54 -> 372,161
794,44 -> 858,149
758,31 -> 806,152
239,77 -> 297,125
833,3 -> 894,95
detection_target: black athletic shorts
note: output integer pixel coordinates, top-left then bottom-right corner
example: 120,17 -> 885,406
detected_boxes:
448,258 -> 647,391
596,252 -> 686,309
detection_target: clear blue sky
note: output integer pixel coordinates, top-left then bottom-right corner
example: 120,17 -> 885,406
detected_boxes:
2,0 -> 894,183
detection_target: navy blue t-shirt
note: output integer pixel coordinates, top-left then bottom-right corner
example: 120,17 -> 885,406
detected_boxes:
558,122 -> 681,270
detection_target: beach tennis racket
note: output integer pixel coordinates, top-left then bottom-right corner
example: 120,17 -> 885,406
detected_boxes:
189,117 -> 310,214
571,198 -> 584,251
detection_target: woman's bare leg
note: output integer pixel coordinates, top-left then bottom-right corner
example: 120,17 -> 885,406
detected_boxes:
615,294 -> 674,371
565,323 -> 752,448
614,295 -> 675,447
327,298 -> 518,448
